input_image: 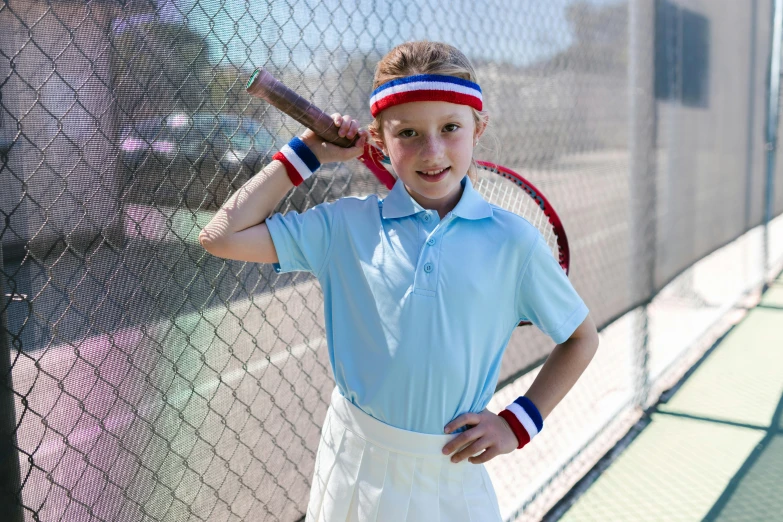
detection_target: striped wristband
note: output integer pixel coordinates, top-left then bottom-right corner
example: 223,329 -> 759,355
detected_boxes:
498,396 -> 544,450
272,136 -> 321,186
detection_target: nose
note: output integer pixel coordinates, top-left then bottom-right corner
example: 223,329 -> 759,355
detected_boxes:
420,135 -> 444,161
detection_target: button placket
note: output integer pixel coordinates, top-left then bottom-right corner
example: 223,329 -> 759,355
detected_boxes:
414,213 -> 451,295
414,211 -> 440,294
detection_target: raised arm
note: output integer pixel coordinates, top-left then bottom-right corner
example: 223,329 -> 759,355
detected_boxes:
198,114 -> 367,263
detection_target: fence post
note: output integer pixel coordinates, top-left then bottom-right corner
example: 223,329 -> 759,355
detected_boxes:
629,0 -> 657,409
764,0 -> 783,287
0,241 -> 23,521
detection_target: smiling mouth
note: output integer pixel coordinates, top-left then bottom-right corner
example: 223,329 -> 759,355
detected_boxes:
417,167 -> 449,176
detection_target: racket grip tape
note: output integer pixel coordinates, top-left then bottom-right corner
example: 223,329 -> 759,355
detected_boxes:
246,68 -> 358,149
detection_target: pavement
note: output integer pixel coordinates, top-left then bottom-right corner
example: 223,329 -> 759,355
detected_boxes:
550,272 -> 783,522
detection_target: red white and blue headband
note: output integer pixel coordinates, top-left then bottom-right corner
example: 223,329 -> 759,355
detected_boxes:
369,74 -> 483,117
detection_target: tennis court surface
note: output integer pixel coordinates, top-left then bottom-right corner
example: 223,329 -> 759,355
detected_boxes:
550,272 -> 783,521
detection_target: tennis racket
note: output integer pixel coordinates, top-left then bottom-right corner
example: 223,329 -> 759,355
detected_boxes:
246,68 -> 570,294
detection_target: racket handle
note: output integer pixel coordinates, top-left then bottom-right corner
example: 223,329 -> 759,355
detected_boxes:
246,68 -> 357,148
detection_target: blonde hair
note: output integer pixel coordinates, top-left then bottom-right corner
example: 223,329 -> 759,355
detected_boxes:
369,41 -> 487,182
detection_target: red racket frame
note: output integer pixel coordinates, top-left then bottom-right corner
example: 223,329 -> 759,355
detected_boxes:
357,145 -> 569,274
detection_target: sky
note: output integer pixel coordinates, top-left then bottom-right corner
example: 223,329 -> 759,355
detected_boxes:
150,0 -> 624,71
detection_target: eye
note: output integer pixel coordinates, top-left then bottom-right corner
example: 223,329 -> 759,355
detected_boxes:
443,123 -> 460,132
398,129 -> 417,138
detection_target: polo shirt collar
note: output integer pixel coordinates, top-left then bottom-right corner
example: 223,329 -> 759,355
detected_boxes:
381,176 -> 493,220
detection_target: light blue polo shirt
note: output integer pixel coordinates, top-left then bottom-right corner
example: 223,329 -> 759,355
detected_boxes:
266,176 -> 588,434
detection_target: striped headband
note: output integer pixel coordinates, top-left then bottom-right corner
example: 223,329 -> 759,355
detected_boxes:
369,74 -> 483,117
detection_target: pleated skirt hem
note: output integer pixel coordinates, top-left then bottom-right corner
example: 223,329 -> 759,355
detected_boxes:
305,388 -> 503,522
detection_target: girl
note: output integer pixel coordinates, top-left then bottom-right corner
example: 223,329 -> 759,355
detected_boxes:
199,41 -> 598,521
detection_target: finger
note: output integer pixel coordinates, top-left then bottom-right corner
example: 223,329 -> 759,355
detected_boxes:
442,426 -> 482,455
346,118 -> 360,139
352,129 -> 368,148
452,438 -> 491,463
468,448 -> 499,465
338,115 -> 352,137
332,113 -> 343,126
445,413 -> 481,434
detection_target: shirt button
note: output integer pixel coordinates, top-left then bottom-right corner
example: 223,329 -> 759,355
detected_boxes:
422,213 -> 431,222
427,238 -> 436,246
424,263 -> 433,273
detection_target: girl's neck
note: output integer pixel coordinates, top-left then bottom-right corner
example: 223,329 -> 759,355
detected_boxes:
404,182 -> 465,219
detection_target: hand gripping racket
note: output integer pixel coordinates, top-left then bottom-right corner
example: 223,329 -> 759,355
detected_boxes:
246,68 -> 570,310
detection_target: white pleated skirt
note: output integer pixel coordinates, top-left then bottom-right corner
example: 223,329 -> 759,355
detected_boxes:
306,388 -> 503,522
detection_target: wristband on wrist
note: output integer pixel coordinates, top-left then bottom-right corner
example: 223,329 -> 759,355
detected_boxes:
272,136 -> 321,186
498,396 -> 544,450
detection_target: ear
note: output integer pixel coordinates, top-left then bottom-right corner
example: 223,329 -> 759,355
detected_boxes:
474,114 -> 489,143
368,126 -> 387,155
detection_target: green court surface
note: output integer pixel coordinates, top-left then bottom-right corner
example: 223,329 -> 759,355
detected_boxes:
557,273 -> 783,522
760,282 -> 783,308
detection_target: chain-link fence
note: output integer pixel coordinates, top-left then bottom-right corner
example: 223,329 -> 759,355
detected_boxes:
1,0 -> 782,521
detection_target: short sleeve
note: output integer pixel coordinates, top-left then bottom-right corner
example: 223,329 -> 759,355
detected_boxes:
516,235 -> 589,344
265,201 -> 336,276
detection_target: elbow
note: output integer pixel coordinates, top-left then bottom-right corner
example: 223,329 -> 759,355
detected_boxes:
198,228 -> 211,250
590,333 -> 600,358
198,228 -> 222,256
586,329 -> 600,363
585,322 -> 600,353
589,324 -> 600,350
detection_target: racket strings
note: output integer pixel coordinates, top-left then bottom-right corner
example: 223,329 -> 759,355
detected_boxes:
475,168 -> 560,260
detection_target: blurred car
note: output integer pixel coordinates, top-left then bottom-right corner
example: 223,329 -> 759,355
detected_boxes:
119,112 -> 282,209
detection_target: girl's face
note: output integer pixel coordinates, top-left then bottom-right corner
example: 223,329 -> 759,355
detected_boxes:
379,101 -> 484,216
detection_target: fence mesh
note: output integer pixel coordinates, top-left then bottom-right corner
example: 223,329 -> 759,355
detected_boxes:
1,0 -> 782,521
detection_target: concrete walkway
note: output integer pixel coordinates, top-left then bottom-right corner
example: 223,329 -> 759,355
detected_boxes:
551,273 -> 783,522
